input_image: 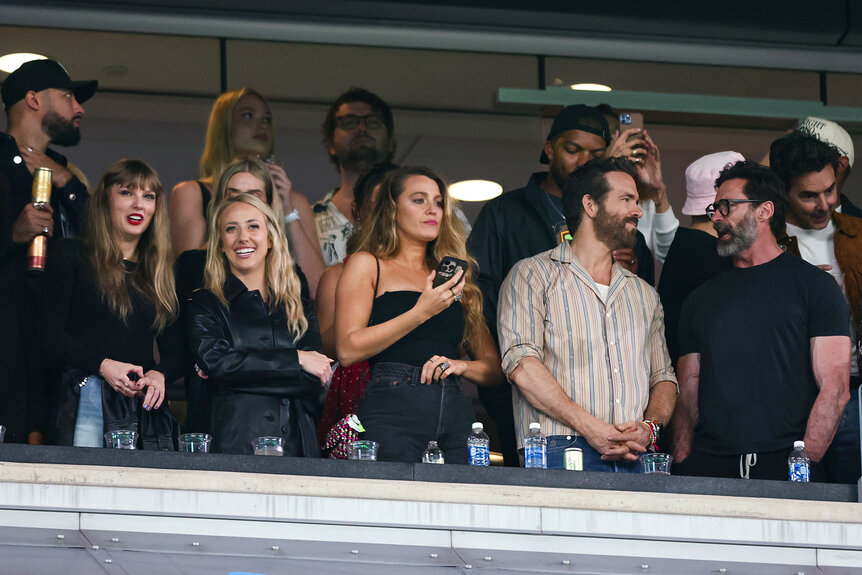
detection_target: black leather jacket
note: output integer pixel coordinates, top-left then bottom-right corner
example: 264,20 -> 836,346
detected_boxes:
187,273 -> 322,456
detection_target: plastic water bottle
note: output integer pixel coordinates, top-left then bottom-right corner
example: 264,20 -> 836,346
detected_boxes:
788,440 -> 810,482
422,440 -> 445,464
467,422 -> 490,466
524,422 -> 547,469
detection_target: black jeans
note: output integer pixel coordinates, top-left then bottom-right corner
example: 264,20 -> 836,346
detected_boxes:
357,362 -> 475,464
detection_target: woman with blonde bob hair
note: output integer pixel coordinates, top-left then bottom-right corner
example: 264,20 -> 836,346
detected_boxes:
187,194 -> 331,455
335,166 -> 503,463
40,159 -> 182,447
170,88 -> 324,293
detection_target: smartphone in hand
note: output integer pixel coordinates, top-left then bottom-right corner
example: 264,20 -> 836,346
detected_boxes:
432,256 -> 468,288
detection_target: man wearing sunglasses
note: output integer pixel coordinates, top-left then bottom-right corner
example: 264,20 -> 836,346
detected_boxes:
671,160 -> 850,481
770,131 -> 862,484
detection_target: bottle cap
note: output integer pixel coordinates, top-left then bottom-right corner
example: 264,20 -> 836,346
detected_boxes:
529,422 -> 541,431
472,422 -> 484,431
793,440 -> 805,449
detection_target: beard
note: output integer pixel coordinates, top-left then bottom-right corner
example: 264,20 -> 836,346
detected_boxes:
42,110 -> 81,147
340,135 -> 392,174
594,204 -> 638,250
715,209 -> 757,257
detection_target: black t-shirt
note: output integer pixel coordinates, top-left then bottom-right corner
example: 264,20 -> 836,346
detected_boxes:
679,252 -> 849,455
658,227 -> 733,367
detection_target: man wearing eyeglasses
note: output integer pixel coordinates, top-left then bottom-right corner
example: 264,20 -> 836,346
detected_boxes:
314,87 -> 397,267
671,160 -> 850,481
769,131 -> 862,484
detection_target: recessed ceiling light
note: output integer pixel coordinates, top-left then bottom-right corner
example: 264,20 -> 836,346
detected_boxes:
449,180 -> 503,202
570,83 -> 612,92
0,53 -> 48,73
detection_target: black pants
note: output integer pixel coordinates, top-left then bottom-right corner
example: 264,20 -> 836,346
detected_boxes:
674,448 -> 825,482
357,362 -> 475,464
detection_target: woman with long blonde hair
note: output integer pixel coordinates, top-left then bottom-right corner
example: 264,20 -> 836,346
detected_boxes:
187,194 -> 330,455
40,159 -> 181,447
335,166 -> 503,463
170,88 -> 324,294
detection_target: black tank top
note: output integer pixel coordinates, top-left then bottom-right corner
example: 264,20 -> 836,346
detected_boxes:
368,257 -> 464,367
198,180 -> 211,219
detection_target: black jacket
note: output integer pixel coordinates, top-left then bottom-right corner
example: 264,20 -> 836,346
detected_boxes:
467,172 -> 655,340
187,273 -> 322,456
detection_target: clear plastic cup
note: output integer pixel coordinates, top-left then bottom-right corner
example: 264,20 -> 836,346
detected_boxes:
104,430 -> 137,449
0,425 -> 6,443
347,440 -> 379,461
640,452 -> 673,475
252,436 -> 285,456
179,433 -> 212,453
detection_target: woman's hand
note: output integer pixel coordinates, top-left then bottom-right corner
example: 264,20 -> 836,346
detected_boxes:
420,355 -> 467,384
413,268 -> 466,322
138,369 -> 166,411
298,350 -> 334,385
99,358 -> 144,398
267,163 -> 294,214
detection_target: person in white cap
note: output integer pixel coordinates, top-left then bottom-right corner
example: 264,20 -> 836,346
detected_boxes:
657,151 -> 742,367
795,117 -> 861,218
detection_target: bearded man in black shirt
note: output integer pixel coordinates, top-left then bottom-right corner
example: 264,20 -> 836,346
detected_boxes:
670,160 -> 851,481
0,59 -> 97,444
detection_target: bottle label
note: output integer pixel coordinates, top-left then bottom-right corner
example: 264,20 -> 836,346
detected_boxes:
789,461 -> 810,482
524,445 -> 546,469
469,445 -> 490,466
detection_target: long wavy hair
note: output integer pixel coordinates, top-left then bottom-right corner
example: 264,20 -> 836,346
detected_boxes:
207,156 -> 284,239
199,88 -> 273,184
351,165 -> 488,349
204,194 -> 307,342
85,159 -> 178,333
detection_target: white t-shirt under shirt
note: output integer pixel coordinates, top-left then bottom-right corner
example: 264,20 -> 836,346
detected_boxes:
786,220 -> 858,376
595,282 -> 609,302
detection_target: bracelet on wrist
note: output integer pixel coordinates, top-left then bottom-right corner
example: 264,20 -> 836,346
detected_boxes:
284,208 -> 300,224
642,418 -> 663,452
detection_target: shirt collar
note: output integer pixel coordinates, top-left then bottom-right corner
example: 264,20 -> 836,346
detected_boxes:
550,241 -> 636,301
223,271 -> 251,302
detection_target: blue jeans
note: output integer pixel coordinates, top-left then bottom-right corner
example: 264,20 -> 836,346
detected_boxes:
823,384 -> 861,484
73,375 -> 104,447
547,435 -> 642,473
357,362 -> 475,463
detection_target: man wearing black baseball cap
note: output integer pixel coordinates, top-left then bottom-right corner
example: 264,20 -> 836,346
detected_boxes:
0,59 -> 97,445
466,104 -> 654,466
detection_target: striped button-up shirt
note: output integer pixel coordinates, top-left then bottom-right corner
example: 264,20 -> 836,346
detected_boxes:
498,242 -> 677,446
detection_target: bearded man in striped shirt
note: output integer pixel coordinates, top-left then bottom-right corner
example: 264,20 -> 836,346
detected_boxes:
498,157 -> 678,472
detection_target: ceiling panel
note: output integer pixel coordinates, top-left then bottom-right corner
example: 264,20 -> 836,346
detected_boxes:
8,0 -> 852,47
545,56 -> 822,101
0,25 -> 221,95
226,40 -> 538,111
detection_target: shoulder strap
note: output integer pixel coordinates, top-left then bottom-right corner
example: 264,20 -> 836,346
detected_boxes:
373,255 -> 380,300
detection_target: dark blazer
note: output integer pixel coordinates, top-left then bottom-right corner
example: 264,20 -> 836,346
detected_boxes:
187,272 -> 322,456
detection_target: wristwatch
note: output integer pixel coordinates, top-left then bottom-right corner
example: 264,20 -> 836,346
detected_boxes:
284,209 -> 300,224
